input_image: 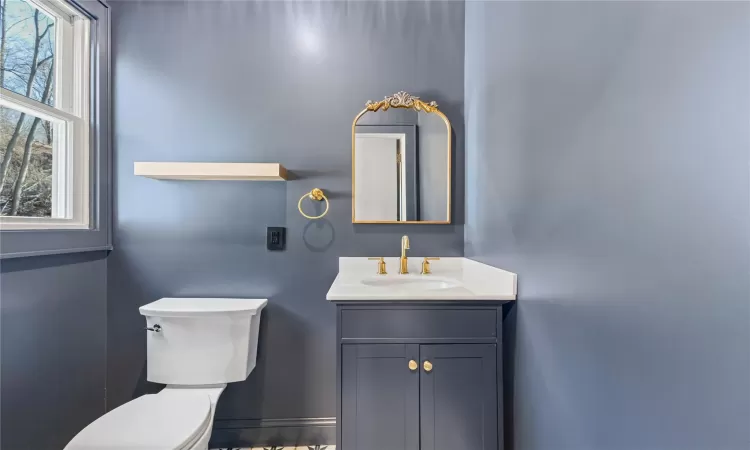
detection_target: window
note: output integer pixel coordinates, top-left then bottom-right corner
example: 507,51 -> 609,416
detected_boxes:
0,0 -> 90,229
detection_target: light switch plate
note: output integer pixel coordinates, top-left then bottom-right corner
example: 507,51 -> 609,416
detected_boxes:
267,227 -> 286,251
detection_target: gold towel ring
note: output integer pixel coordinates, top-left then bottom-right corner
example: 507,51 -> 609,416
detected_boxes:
298,188 -> 329,220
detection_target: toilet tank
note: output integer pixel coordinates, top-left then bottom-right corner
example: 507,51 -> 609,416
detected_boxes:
139,298 -> 267,385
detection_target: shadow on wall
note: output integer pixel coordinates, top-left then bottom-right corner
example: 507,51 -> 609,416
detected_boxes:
303,219 -> 336,252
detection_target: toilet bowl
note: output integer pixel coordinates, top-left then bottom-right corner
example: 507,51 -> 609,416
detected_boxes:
65,385 -> 224,450
65,298 -> 267,450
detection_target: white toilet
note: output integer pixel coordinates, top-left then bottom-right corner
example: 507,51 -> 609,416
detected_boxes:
65,297 -> 268,450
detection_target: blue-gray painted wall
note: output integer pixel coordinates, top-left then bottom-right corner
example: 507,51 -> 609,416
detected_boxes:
464,2 -> 750,449
0,252 -> 107,450
0,1 -> 110,448
108,0 -> 465,426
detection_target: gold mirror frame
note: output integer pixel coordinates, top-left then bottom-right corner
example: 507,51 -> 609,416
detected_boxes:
351,91 -> 452,224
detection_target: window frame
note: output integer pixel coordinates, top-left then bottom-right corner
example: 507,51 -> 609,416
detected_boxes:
0,0 -> 110,258
0,0 -> 90,229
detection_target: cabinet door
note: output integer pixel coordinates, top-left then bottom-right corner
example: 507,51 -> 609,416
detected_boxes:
341,344 -> 420,450
420,344 -> 498,450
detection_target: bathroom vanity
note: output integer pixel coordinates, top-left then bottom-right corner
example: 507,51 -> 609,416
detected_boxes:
327,257 -> 516,450
335,94 -> 516,448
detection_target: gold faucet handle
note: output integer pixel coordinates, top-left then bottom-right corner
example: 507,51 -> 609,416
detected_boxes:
421,257 -> 440,275
368,257 -> 387,275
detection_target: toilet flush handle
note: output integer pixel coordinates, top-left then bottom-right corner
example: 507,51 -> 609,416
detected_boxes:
145,324 -> 162,333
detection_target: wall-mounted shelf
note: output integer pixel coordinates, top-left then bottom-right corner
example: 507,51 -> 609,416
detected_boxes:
134,162 -> 288,181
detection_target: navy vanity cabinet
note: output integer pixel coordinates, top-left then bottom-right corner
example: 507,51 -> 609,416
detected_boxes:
341,344 -> 420,450
335,303 -> 505,450
420,344 -> 498,450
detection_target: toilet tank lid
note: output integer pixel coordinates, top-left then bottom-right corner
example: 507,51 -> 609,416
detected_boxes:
139,298 -> 268,317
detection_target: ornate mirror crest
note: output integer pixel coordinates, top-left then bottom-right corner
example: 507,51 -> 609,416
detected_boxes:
365,91 -> 439,113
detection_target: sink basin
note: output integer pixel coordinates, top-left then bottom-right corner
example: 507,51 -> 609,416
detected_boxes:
360,276 -> 460,290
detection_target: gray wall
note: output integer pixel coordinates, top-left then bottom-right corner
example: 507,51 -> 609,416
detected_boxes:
465,2 -> 750,450
0,252 -> 107,450
108,0 -> 464,440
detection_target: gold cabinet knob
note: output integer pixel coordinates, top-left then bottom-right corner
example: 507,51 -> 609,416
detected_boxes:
408,360 -> 418,371
423,360 -> 433,372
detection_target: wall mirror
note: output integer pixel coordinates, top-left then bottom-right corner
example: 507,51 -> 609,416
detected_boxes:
352,91 -> 451,224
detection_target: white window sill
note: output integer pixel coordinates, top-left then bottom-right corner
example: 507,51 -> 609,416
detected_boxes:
0,220 -> 90,231
0,245 -> 112,260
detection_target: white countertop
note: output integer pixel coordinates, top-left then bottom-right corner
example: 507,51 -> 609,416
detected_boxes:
326,257 -> 517,301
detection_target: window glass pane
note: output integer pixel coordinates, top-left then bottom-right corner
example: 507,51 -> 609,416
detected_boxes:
1,0 -> 56,106
0,105 -> 55,217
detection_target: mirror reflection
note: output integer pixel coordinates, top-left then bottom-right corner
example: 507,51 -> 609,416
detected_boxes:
352,92 -> 451,224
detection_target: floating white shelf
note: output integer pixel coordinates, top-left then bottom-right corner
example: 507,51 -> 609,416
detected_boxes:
134,162 -> 288,181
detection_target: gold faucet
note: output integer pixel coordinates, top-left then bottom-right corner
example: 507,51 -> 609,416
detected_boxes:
400,235 -> 410,274
421,257 -> 440,275
368,257 -> 387,275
